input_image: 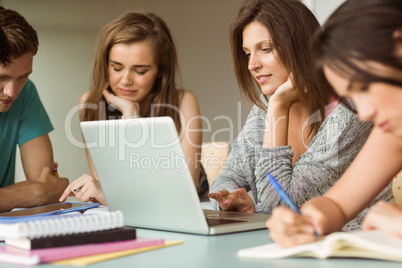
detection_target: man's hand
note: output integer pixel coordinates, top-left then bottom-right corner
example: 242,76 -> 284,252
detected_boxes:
209,188 -> 255,213
0,166 -> 69,212
34,166 -> 69,204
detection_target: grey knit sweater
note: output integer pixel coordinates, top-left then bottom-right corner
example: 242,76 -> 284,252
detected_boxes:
210,98 -> 394,231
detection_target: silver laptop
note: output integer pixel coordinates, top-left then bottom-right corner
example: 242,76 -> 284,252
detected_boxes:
80,117 -> 269,235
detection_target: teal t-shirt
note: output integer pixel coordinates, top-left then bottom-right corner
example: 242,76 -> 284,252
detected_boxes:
0,80 -> 53,187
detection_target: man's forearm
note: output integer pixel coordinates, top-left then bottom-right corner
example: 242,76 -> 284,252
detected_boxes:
0,181 -> 50,212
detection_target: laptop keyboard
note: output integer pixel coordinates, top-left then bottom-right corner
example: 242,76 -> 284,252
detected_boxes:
206,217 -> 246,226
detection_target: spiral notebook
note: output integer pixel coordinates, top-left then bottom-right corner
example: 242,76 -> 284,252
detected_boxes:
0,210 -> 124,239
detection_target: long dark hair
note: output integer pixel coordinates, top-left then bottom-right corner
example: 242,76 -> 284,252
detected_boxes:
230,0 -> 331,135
313,0 -> 402,102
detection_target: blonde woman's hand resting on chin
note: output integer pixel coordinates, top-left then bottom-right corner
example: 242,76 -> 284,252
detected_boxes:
59,174 -> 107,205
103,87 -> 140,118
208,188 -> 255,213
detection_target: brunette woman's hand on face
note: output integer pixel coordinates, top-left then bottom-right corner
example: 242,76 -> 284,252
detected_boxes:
269,75 -> 300,110
103,87 -> 140,118
208,188 -> 255,213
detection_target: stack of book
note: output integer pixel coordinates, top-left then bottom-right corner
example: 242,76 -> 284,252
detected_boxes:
0,202 -> 182,266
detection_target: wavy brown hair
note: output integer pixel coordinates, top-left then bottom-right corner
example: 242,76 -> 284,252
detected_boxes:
82,11 -> 182,132
230,0 -> 331,135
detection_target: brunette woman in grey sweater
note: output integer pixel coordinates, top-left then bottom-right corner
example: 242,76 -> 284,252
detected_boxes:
209,0 -> 393,231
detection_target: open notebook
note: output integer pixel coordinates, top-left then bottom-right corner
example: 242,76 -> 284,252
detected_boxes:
237,230 -> 402,262
80,117 -> 269,235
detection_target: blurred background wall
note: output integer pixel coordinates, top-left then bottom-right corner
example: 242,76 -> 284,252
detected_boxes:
1,0 -> 345,183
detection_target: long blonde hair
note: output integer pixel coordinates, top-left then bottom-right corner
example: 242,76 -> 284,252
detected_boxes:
82,11 -> 182,132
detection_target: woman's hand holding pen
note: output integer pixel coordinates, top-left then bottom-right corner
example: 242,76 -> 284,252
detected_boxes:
102,86 -> 140,119
266,173 -> 322,248
266,206 -> 321,248
59,174 -> 107,205
209,188 -> 255,213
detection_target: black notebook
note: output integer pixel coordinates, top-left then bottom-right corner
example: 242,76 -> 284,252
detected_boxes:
6,226 -> 137,250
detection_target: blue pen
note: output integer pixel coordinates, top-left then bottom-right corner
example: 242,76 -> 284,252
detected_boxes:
266,172 -> 319,238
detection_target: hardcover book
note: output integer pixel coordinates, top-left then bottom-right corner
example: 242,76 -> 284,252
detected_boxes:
0,237 -> 165,265
6,226 -> 136,250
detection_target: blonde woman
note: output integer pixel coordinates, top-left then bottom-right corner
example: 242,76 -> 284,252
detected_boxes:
60,12 -> 205,204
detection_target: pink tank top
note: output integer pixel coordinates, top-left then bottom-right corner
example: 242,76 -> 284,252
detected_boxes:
324,97 -> 339,119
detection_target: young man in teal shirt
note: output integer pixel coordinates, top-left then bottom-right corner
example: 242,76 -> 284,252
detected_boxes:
0,7 -> 68,212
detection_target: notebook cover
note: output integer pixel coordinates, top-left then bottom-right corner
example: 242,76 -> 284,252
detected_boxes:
0,237 -> 164,265
0,202 -> 100,222
52,240 -> 184,266
6,226 -> 137,250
